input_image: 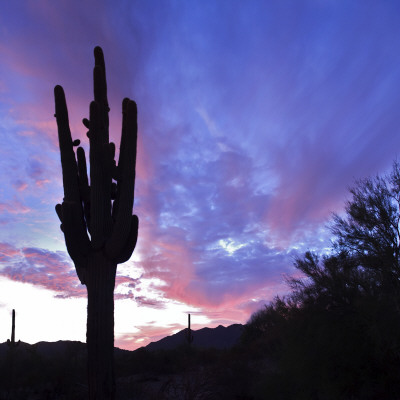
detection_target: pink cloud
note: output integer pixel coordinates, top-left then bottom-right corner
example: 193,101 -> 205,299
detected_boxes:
35,179 -> 50,188
134,296 -> 166,309
13,181 -> 28,192
0,201 -> 31,215
0,242 -> 146,301
116,323 -> 184,351
0,243 -> 85,297
115,275 -> 140,288
135,221 -> 205,308
0,242 -> 21,261
0,239 -> 289,334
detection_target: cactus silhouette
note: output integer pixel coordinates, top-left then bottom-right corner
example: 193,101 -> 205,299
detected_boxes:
186,313 -> 194,345
6,309 -> 19,396
54,46 -> 138,400
6,309 -> 20,348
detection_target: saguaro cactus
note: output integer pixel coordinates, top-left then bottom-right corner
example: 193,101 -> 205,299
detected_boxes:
186,314 -> 194,345
6,309 -> 19,395
7,309 -> 20,348
54,47 -> 138,400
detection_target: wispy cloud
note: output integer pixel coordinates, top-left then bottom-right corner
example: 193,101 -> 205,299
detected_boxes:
0,201 -> 31,215
0,243 -> 143,300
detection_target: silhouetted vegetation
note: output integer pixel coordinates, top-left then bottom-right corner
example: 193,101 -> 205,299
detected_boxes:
242,161 -> 400,399
0,342 -> 254,399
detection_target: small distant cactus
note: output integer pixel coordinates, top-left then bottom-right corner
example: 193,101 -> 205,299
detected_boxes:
5,309 -> 19,396
7,309 -> 20,348
186,314 -> 194,345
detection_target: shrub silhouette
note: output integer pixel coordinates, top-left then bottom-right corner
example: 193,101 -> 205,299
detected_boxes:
54,46 -> 138,399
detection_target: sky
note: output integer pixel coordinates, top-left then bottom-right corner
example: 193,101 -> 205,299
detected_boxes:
1,0 -> 400,351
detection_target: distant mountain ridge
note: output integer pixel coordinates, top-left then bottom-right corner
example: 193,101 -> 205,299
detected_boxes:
0,323 -> 244,356
144,323 -> 243,351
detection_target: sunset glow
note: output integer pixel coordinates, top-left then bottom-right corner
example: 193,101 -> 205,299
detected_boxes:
1,1 -> 400,350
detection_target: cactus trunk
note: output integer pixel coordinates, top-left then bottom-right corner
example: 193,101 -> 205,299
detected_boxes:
11,309 -> 15,343
86,253 -> 117,400
186,313 -> 194,345
7,309 -> 19,348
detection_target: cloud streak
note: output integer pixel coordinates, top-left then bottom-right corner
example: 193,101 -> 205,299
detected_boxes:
0,243 -> 141,301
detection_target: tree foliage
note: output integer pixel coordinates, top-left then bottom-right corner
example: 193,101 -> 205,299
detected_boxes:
244,162 -> 400,399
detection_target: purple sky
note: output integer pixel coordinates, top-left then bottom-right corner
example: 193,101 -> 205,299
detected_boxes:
1,0 -> 400,350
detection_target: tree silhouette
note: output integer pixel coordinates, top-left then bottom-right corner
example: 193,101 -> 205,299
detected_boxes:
244,162 -> 400,398
288,162 -> 400,310
331,162 -> 400,298
54,46 -> 138,400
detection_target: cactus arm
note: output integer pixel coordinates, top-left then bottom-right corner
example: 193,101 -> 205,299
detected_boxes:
55,201 -> 88,283
89,100 -> 106,248
55,85 -> 90,281
109,142 -> 118,200
114,98 -> 130,187
93,46 -> 110,140
55,203 -> 64,231
114,215 -> 139,264
59,201 -> 90,284
77,147 -> 91,231
89,47 -> 113,249
89,101 -> 113,248
54,85 -> 80,203
105,99 -> 137,259
110,99 -> 128,220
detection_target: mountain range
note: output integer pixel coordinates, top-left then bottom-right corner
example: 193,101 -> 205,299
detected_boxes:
0,323 -> 244,357
145,323 -> 243,351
